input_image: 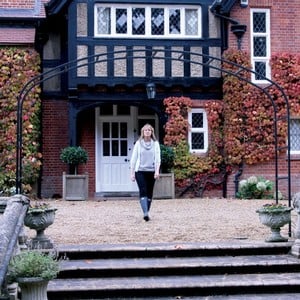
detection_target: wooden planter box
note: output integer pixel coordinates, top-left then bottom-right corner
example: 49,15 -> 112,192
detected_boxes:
153,173 -> 175,199
62,172 -> 88,201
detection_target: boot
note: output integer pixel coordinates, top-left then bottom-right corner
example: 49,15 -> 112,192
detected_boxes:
147,198 -> 152,211
140,197 -> 149,221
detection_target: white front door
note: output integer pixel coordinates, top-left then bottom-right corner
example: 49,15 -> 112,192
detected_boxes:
96,116 -> 137,193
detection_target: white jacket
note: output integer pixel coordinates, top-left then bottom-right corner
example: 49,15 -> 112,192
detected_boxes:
130,140 -> 161,173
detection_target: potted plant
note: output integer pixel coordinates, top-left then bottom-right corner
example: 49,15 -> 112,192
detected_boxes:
7,250 -> 59,300
153,144 -> 175,199
60,146 -> 89,201
256,203 -> 293,242
24,201 -> 57,249
60,146 -> 88,175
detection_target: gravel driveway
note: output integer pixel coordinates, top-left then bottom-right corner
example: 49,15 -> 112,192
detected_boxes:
24,198 -> 295,245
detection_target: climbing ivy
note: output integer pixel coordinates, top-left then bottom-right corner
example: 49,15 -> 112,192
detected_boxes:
0,47 -> 41,195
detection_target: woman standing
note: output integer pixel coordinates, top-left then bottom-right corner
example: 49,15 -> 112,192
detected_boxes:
130,124 -> 161,221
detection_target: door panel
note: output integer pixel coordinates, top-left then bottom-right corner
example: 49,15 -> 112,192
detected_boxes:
98,119 -> 137,192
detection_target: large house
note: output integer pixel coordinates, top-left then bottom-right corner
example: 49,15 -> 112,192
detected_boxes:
0,0 -> 299,199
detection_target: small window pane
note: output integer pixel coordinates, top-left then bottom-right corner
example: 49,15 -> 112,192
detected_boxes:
255,62 -> 266,80
103,122 -> 110,138
120,122 -> 127,138
112,141 -> 119,156
151,8 -> 164,35
290,119 -> 300,151
169,9 -> 180,34
100,105 -> 113,115
117,105 -> 130,115
132,8 -> 145,35
186,9 -> 198,35
97,7 -> 111,34
121,140 -> 128,156
192,113 -> 203,128
253,12 -> 266,33
253,37 -> 266,57
116,8 -> 127,34
191,132 -> 204,150
103,140 -> 110,156
112,123 -> 119,138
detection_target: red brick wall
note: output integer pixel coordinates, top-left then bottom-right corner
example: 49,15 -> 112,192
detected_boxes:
41,99 -> 69,198
41,100 -> 96,198
230,0 -> 300,54
224,0 -> 300,199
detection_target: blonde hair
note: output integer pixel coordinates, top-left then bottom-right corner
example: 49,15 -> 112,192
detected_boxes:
139,124 -> 157,141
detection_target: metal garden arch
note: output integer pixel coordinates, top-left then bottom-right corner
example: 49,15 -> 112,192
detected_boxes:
16,49 -> 291,206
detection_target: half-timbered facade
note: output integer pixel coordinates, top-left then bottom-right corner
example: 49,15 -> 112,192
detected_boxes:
1,0 -> 300,199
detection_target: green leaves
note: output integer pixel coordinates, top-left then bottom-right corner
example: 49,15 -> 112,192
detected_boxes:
7,250 -> 59,282
60,146 -> 88,165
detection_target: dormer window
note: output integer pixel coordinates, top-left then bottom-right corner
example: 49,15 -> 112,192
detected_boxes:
94,4 -> 202,38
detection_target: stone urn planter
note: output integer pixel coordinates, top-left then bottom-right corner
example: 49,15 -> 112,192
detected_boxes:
17,278 -> 49,300
256,203 -> 293,242
7,250 -> 59,300
24,204 -> 57,249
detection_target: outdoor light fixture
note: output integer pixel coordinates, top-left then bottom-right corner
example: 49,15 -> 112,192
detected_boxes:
146,82 -> 156,100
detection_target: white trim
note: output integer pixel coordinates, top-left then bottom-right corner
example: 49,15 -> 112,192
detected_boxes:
250,8 -> 271,83
188,108 -> 208,153
290,118 -> 300,155
94,4 -> 202,39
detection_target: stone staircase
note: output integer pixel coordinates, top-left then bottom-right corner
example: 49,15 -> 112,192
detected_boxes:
47,241 -> 300,299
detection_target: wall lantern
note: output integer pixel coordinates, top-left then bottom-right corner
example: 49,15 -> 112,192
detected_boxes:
146,82 -> 156,100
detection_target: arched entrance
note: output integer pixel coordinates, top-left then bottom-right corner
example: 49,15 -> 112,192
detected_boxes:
16,49 -> 291,205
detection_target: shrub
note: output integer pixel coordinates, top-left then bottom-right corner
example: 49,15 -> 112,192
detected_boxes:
237,176 -> 274,199
60,146 -> 88,174
160,144 -> 174,173
7,250 -> 59,282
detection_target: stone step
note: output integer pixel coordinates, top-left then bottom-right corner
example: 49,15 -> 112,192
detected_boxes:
45,241 -> 299,299
48,272 -> 300,299
57,241 -> 292,259
57,254 -> 300,278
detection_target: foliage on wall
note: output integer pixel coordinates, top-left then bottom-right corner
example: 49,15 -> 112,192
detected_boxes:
0,47 -> 41,195
270,52 -> 300,117
222,49 -> 288,165
163,97 -> 226,196
163,50 -> 297,197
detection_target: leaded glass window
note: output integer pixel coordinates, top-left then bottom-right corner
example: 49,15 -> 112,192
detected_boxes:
251,9 -> 270,82
185,9 -> 198,35
132,8 -> 145,35
290,119 -> 300,153
188,109 -> 208,153
151,8 -> 164,35
116,8 -> 127,34
97,7 -> 111,34
169,9 -> 180,34
94,4 -> 201,38
253,12 -> 266,33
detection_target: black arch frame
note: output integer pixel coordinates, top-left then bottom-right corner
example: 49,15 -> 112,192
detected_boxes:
16,49 -> 291,207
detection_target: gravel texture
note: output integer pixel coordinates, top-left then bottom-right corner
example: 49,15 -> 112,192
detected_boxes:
24,198 -> 296,245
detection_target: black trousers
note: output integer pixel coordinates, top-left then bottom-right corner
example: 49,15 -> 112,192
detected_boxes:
135,171 -> 156,199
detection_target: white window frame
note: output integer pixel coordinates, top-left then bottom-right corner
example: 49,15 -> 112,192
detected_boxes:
94,4 -> 202,39
289,118 -> 300,155
188,108 -> 208,153
250,8 -> 271,83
